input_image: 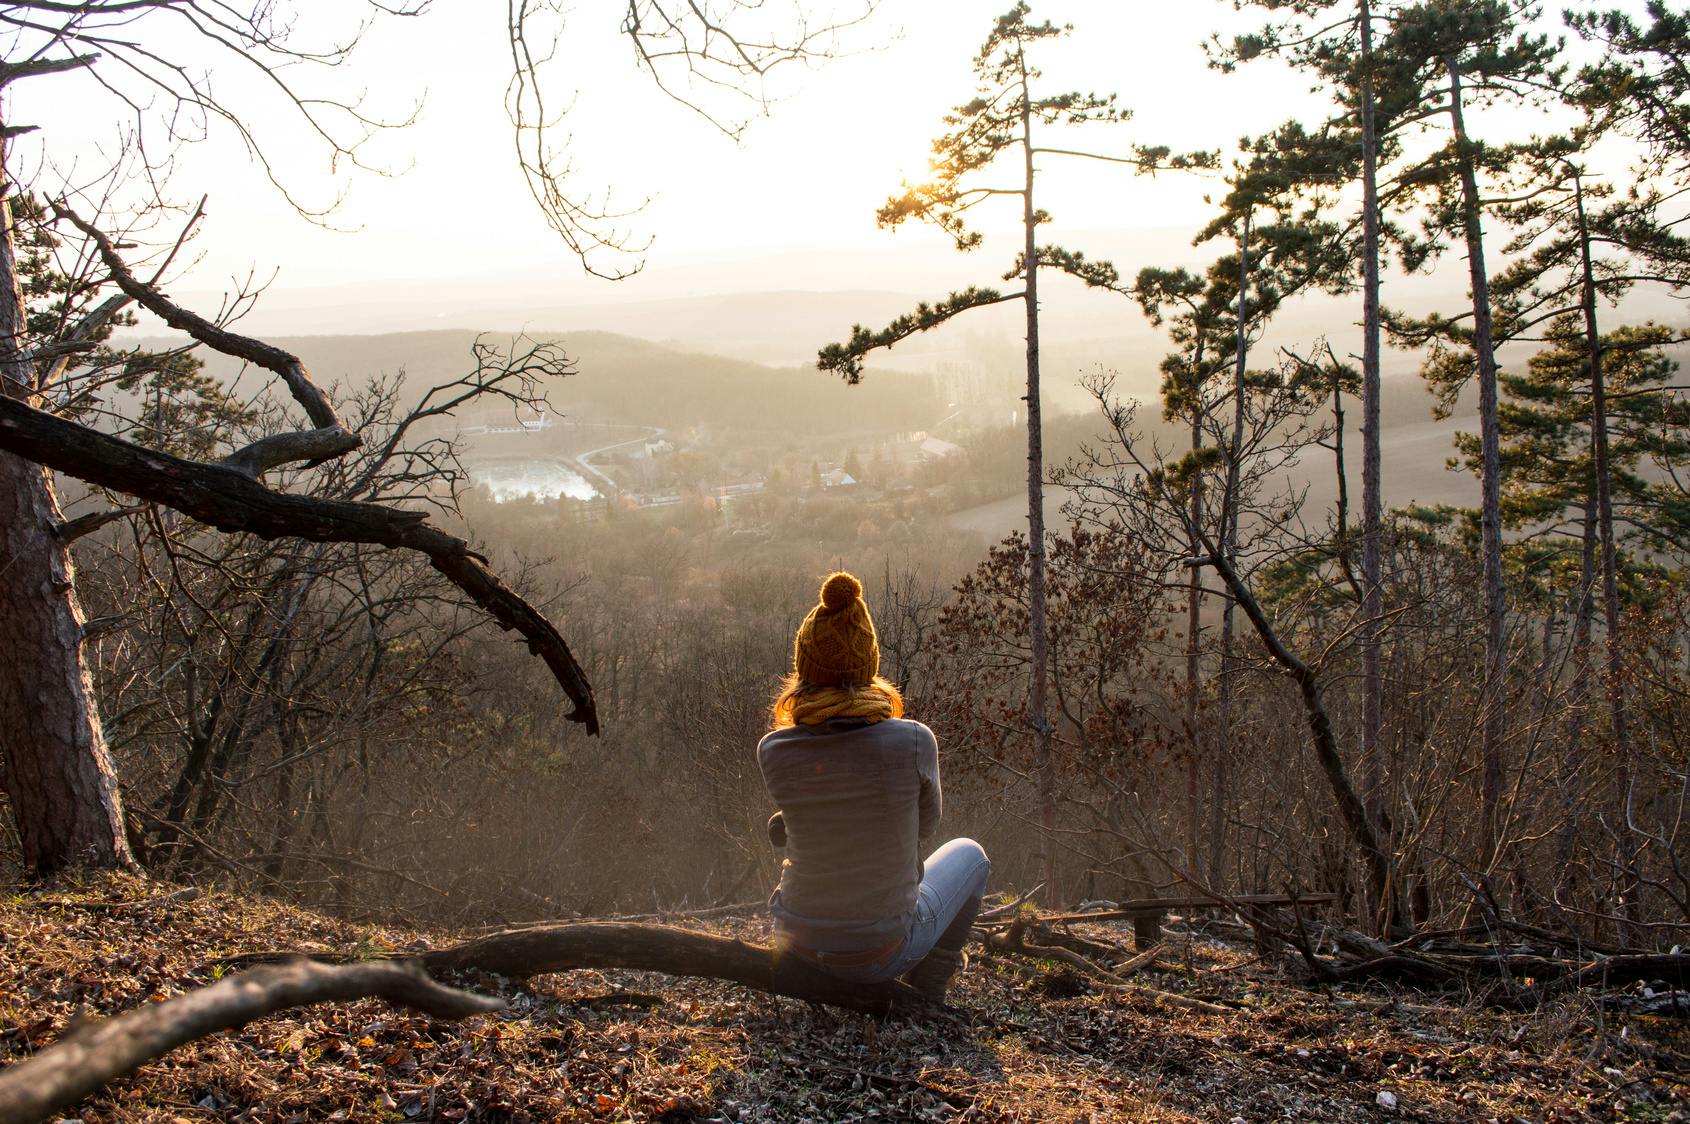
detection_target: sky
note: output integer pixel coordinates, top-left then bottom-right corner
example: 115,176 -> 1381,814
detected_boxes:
15,2 -> 1327,295
8,1 -> 1659,320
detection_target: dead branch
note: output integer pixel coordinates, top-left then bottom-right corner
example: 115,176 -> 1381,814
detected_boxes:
601,899 -> 767,923
982,929 -> 1128,985
978,883 -> 1043,920
1027,893 -> 1340,926
0,958 -> 501,1124
1517,953 -> 1690,1009
54,204 -> 358,478
419,921 -> 936,1016
1118,987 -> 1231,1015
1114,943 -> 1164,975
54,503 -> 146,543
978,923 -> 1224,1011
0,393 -> 599,731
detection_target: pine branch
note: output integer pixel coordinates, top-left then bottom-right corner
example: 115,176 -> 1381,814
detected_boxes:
817,287 -> 1023,383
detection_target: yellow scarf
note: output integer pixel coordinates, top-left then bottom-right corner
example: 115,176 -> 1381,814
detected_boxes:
790,684 -> 896,726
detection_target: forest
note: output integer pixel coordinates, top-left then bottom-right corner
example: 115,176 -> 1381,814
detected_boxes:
1,1 -> 1689,1121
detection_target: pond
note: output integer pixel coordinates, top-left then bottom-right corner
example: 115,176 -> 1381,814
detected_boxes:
469,459 -> 600,503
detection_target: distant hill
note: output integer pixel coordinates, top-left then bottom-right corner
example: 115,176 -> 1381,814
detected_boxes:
126,328 -> 947,437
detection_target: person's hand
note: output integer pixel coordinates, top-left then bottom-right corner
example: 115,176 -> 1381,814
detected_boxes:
767,811 -> 787,848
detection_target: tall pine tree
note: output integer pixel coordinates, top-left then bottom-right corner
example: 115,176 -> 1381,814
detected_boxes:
819,2 -> 1208,900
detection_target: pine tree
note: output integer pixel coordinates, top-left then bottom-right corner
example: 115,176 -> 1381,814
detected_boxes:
819,1 -> 1207,901
1375,0 -> 1563,862
1216,1 -> 1405,868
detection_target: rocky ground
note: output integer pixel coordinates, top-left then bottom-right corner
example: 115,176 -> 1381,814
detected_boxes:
1,873 -> 1685,1123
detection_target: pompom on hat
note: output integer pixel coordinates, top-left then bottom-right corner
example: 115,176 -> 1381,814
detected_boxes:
793,571 -> 880,687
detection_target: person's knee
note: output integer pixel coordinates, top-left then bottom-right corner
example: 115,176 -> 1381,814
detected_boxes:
950,837 -> 990,887
934,836 -> 987,865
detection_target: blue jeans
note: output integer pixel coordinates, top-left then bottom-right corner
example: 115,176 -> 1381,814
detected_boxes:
816,837 -> 991,984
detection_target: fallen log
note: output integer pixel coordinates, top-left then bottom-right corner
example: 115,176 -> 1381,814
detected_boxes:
1517,954 -> 1690,1009
420,922 -> 936,1016
0,959 -> 501,1124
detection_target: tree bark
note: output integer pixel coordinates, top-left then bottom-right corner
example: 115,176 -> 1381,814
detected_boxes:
1573,174 -> 1638,934
0,134 -> 134,876
0,959 -> 500,1124
1446,59 -> 1507,867
1185,416 -> 1203,877
1573,179 -> 1625,756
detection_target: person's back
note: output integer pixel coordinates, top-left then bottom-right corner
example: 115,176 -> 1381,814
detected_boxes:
757,571 -> 989,999
758,715 -> 938,939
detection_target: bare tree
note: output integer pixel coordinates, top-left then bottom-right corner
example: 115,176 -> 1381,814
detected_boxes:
1060,368 -> 1403,927
0,0 -> 868,875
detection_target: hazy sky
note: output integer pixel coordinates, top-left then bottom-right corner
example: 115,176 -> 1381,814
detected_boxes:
14,1 -> 1650,305
15,3 -> 1325,292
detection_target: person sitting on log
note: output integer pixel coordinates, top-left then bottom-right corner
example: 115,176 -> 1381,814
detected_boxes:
758,571 -> 990,1000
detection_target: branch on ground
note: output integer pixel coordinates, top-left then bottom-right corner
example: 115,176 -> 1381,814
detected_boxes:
0,959 -> 501,1124
420,922 -> 939,1017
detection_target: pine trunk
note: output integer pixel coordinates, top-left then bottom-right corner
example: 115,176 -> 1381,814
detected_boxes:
1019,62 -> 1056,903
1446,59 -> 1507,867
1359,0 -> 1386,832
1573,176 -> 1638,934
1185,418 -> 1203,879
0,141 -> 135,876
1213,215 -> 1252,887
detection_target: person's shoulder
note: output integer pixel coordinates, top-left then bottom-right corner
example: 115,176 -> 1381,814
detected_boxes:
881,717 -> 937,749
756,727 -> 791,762
757,724 -> 812,756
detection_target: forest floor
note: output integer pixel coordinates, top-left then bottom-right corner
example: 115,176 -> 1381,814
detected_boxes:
2,873 -> 1686,1124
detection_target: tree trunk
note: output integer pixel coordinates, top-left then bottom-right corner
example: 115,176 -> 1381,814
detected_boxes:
1446,59 -> 1507,868
0,138 -> 134,877
1185,415 -> 1204,879
1554,494 -> 1597,916
1213,214 -> 1252,887
1019,53 -> 1057,903
1359,0 -> 1386,834
1202,545 -> 1402,926
1573,175 -> 1638,935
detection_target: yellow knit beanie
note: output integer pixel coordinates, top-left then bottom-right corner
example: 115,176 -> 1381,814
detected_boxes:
793,571 -> 880,687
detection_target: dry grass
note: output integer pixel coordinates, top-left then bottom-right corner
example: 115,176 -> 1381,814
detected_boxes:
1,873 -> 1685,1123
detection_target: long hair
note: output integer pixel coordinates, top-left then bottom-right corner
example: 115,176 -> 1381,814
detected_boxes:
770,672 -> 905,730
